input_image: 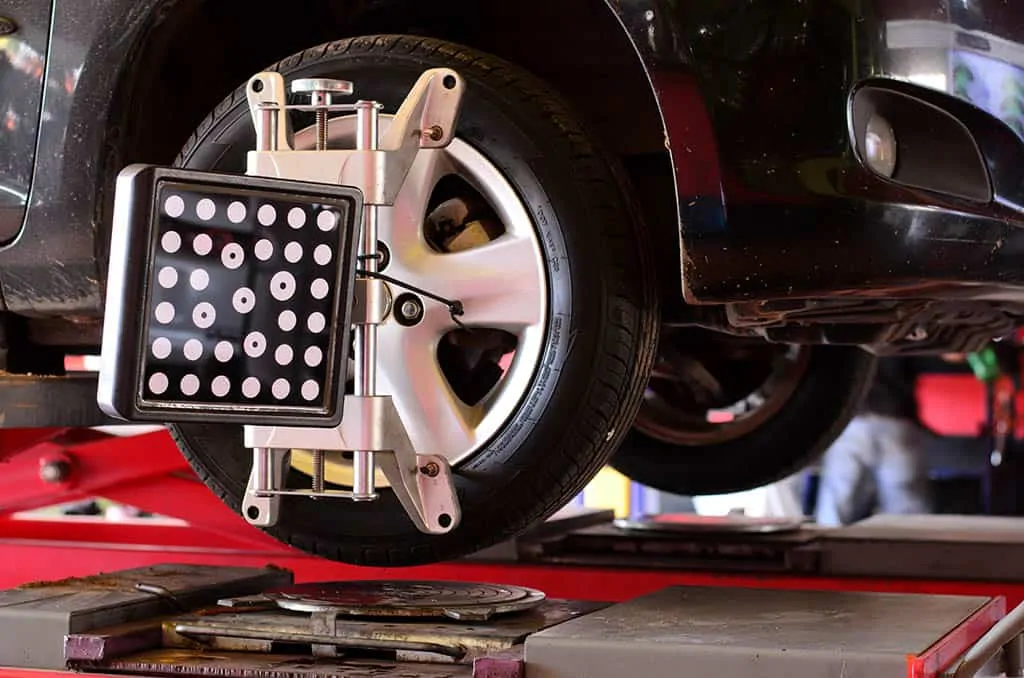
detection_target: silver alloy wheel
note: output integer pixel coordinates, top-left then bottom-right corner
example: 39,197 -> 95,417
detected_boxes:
291,116 -> 549,483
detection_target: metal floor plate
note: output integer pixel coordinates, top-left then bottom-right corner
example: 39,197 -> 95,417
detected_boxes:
266,580 -> 546,620
166,598 -> 603,664
524,585 -> 1001,678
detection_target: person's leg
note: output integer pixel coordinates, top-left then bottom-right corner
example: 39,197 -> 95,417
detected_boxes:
764,470 -> 809,519
814,415 -> 879,526
873,416 -> 933,516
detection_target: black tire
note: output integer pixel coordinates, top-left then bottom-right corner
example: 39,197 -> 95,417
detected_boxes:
168,35 -> 659,566
610,346 -> 876,497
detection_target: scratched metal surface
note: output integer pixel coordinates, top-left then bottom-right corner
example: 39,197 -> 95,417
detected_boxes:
84,648 -> 473,678
0,564 -> 293,670
525,585 -> 996,678
166,599 -> 605,663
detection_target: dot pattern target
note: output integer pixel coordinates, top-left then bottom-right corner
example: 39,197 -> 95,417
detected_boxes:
139,180 -> 353,415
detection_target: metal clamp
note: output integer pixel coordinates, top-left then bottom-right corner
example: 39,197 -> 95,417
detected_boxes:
243,396 -> 460,534
245,68 -> 465,204
240,67 -> 466,535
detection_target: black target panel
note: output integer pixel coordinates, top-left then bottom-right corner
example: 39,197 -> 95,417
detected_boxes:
97,165 -> 363,426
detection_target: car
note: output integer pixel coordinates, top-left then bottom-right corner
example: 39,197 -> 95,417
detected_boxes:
1,0 -> 1023,566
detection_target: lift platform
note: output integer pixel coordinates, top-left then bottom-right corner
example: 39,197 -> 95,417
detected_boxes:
0,563 -> 1019,678
2,428 -> 1024,676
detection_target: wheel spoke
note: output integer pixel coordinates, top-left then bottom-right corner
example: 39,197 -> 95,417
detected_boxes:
377,322 -> 480,458
387,149 -> 454,250
413,233 -> 545,332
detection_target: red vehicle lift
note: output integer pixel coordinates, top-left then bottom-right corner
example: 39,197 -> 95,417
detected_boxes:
0,426 -> 1023,677
0,425 -> 1020,603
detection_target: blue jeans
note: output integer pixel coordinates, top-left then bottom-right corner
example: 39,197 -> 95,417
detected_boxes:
814,413 -> 932,527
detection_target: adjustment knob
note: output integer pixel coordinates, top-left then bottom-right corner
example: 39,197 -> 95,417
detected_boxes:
290,78 -> 354,105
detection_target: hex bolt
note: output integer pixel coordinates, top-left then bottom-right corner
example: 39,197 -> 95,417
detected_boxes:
395,293 -> 424,326
420,462 -> 440,478
401,300 -> 421,320
290,78 -> 355,151
40,459 -> 71,484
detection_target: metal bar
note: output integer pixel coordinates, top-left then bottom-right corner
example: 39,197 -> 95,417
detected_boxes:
0,375 -> 117,429
951,601 -> 1024,677
352,100 -> 381,501
252,448 -> 273,493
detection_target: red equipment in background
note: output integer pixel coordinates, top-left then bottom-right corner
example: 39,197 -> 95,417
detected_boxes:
1,425 -> 1024,608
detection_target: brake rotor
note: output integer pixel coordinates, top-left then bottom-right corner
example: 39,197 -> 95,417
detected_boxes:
267,580 -> 546,621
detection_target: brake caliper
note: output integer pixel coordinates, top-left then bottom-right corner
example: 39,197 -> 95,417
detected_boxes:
97,69 -> 467,535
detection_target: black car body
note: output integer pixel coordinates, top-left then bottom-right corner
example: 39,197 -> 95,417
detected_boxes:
1,0 -> 1023,417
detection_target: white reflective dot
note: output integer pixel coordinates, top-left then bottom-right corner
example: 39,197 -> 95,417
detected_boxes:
271,378 -> 291,399
313,244 -> 333,266
254,239 -> 274,261
241,377 -> 261,398
196,198 -> 216,221
270,271 -> 296,301
192,233 -> 213,256
157,266 -> 178,288
304,345 -> 323,367
211,376 -> 231,397
180,374 -> 200,396
317,210 -> 337,231
257,204 -> 277,226
287,207 -> 306,229
227,201 -> 247,224
154,302 -> 175,324
148,372 -> 169,394
214,340 -> 234,362
222,243 -> 244,269
183,338 -> 204,361
232,287 -> 255,314
193,302 -> 216,329
310,278 -> 330,300
278,310 -> 297,331
151,337 -> 172,359
301,380 -> 320,401
284,242 -> 303,263
244,331 -> 267,357
164,195 -> 185,218
190,268 -> 209,291
307,312 -> 326,333
274,344 -> 293,366
161,231 -> 181,253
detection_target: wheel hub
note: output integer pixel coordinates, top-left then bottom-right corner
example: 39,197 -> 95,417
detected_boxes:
288,114 -> 548,489
635,329 -> 810,446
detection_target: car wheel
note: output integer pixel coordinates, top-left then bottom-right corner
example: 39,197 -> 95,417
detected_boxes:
167,35 -> 659,566
610,328 -> 876,497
